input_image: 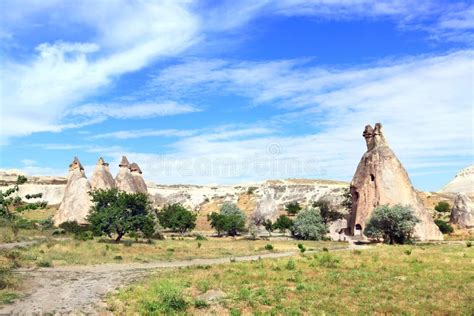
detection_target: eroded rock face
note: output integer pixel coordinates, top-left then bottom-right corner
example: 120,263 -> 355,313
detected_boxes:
54,157 -> 92,225
90,157 -> 115,190
115,156 -> 137,193
450,193 -> 474,228
349,123 -> 442,241
440,165 -> 474,195
129,162 -> 147,193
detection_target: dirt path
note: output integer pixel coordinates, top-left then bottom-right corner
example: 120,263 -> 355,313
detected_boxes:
0,245 -> 361,315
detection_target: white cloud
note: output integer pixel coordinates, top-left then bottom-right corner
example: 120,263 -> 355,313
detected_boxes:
0,1 -> 200,142
90,129 -> 199,140
71,102 -> 200,120
142,50 -> 474,188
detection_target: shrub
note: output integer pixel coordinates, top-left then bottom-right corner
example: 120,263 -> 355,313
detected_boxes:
247,186 -> 257,195
286,259 -> 296,270
292,207 -> 327,240
434,219 -> 454,234
264,244 -> 274,251
195,234 -> 207,241
434,201 -> 450,213
156,203 -> 197,234
74,231 -> 94,241
317,253 -> 339,268
297,243 -> 306,253
285,202 -> 301,215
273,215 -> 294,233
207,203 -> 246,236
36,259 -> 53,267
467,241 -> 472,248
364,204 -> 419,244
59,221 -> 90,234
194,300 -> 209,309
404,249 -> 412,255
88,188 -> 155,242
263,219 -> 274,235
312,199 -> 344,224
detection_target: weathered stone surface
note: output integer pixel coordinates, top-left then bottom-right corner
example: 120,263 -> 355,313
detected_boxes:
90,157 -> 115,190
349,123 -> 442,241
450,193 -> 474,228
129,162 -> 147,193
115,156 -> 138,193
54,157 -> 91,225
328,219 -> 348,241
197,289 -> 226,303
440,165 -> 474,194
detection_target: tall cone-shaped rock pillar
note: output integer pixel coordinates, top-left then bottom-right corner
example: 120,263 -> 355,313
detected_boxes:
115,156 -> 138,193
54,157 -> 92,225
129,162 -> 147,193
90,157 -> 115,190
349,123 -> 443,241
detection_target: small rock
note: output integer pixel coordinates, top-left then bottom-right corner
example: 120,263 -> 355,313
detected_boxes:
197,289 -> 226,303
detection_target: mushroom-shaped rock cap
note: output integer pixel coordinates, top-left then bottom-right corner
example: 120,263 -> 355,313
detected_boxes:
119,156 -> 130,168
97,157 -> 109,167
129,162 -> 143,174
69,157 -> 84,171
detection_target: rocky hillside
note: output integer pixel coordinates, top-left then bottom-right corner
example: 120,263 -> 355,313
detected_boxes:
440,165 -> 474,195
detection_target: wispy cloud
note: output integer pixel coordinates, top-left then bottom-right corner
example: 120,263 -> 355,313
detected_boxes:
90,129 -> 199,140
140,50 -> 473,187
0,1 -> 200,142
71,102 -> 200,120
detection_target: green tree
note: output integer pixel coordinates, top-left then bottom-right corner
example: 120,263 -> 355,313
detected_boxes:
156,203 -> 197,234
312,199 -> 344,224
285,202 -> 301,215
88,188 -> 155,242
263,219 -> 274,236
207,203 -> 246,236
292,207 -> 327,240
272,215 -> 294,233
364,204 -> 419,244
434,201 -> 450,213
0,176 -> 47,238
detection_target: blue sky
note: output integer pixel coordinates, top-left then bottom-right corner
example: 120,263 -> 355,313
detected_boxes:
0,0 -> 473,190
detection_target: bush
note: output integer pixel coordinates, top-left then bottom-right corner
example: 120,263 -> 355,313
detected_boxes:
59,221 -> 90,234
264,244 -> 274,251
195,234 -> 207,241
285,202 -> 301,215
247,187 -> 257,195
273,215 -> 293,233
434,219 -> 454,234
312,199 -> 344,224
292,207 -> 327,240
36,259 -> 53,267
194,299 -> 209,309
317,253 -> 339,268
74,231 -> 94,241
297,243 -> 306,253
364,204 -> 419,244
156,203 -> 197,234
286,259 -> 296,270
434,201 -> 450,213
88,189 -> 155,242
467,241 -> 472,248
207,203 -> 246,236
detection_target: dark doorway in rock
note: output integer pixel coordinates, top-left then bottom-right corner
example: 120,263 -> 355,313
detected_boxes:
355,224 -> 362,236
370,174 -> 375,181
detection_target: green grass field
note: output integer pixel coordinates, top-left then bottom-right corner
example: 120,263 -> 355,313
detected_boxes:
108,243 -> 474,315
1,237 -> 341,267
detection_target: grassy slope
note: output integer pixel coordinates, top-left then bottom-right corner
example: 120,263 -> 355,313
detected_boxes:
6,238 -> 341,267
108,244 -> 474,315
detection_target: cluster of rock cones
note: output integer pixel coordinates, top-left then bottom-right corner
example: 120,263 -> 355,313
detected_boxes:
53,156 -> 147,225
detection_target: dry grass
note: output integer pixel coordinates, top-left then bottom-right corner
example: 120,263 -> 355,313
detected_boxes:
9,237 -> 342,267
108,243 -> 474,315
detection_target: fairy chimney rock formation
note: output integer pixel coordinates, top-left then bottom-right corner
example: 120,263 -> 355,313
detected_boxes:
349,123 -> 443,241
450,193 -> 474,228
115,156 -> 138,193
54,157 -> 92,225
90,157 -> 115,190
130,162 -> 147,193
